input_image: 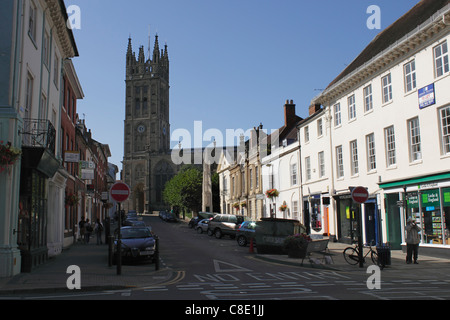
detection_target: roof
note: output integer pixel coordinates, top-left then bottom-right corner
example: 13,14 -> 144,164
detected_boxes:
325,0 -> 449,90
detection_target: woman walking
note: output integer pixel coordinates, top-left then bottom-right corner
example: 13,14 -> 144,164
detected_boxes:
95,218 -> 104,245
84,219 -> 92,244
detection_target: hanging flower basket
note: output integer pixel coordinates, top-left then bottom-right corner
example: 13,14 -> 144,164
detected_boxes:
265,188 -> 279,199
240,201 -> 247,208
0,141 -> 21,173
65,193 -> 79,207
279,203 -> 288,212
233,202 -> 240,210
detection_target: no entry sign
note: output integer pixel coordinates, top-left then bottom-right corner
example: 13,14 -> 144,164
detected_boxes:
110,182 -> 131,203
351,186 -> 369,204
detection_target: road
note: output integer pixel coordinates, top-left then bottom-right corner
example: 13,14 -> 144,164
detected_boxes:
13,215 -> 450,302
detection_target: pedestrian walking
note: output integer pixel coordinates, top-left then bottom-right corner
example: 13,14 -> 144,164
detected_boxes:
78,216 -> 85,243
95,218 -> 104,245
406,217 -> 421,264
84,218 -> 92,244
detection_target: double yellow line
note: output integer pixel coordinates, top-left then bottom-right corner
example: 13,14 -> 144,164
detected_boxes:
162,270 -> 186,286
138,270 -> 186,290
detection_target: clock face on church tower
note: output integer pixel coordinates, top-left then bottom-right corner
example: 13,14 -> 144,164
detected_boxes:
137,124 -> 146,134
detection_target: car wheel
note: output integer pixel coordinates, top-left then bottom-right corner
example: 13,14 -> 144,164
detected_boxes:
197,227 -> 203,234
214,229 -> 223,239
237,236 -> 247,247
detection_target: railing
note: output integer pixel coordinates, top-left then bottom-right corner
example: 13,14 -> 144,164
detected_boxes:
21,119 -> 56,154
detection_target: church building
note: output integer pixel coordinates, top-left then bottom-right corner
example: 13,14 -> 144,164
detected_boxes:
122,35 -> 177,213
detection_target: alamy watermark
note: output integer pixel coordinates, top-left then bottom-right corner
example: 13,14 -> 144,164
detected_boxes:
367,265 -> 381,290
66,265 -> 81,290
66,5 -> 81,30
367,5 -> 381,30
65,5 -> 382,31
170,121 -> 280,166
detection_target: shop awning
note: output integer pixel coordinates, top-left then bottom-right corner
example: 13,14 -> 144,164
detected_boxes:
21,146 -> 61,178
379,172 -> 450,189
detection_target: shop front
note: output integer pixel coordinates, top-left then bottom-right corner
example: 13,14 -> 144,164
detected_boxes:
18,146 -> 60,272
334,193 -> 381,246
302,194 -> 331,239
380,172 -> 450,256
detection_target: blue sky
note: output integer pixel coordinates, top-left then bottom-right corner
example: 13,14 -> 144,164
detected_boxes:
63,0 -> 420,171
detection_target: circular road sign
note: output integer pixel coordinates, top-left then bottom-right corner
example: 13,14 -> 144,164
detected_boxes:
351,186 -> 369,204
110,182 -> 131,203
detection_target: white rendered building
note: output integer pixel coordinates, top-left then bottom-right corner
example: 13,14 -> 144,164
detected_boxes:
311,0 -> 450,253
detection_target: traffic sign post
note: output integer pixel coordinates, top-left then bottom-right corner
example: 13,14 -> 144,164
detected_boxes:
110,182 -> 131,203
110,182 -> 130,275
350,186 -> 369,268
351,186 -> 369,204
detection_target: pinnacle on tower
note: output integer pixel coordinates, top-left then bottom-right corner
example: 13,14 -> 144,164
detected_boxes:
153,34 -> 160,63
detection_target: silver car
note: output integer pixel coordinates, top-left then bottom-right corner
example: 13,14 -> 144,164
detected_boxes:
196,219 -> 210,234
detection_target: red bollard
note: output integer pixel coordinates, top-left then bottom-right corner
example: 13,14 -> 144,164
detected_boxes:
249,238 -> 254,253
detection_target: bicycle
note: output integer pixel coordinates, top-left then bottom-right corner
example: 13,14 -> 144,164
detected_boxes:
343,243 -> 379,266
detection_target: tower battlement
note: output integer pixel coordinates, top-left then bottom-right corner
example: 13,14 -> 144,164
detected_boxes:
126,35 -> 169,81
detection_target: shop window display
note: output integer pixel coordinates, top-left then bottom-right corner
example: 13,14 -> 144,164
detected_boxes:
421,189 -> 442,244
443,188 -> 450,244
405,189 -> 450,245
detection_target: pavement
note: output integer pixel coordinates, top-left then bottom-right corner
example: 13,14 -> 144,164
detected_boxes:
1,220 -> 449,296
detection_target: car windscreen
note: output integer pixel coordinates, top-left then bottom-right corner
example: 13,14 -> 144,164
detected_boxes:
121,228 -> 152,239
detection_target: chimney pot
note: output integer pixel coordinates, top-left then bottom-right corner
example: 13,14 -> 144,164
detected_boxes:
284,100 -> 296,127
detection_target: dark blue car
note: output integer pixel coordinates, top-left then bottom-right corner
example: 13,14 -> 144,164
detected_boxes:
236,221 -> 256,247
114,226 -> 155,264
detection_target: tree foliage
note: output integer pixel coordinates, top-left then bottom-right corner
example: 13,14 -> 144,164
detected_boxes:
163,165 -> 202,213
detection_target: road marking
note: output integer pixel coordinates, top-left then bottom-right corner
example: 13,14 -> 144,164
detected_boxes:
200,286 -> 314,300
213,260 -> 252,273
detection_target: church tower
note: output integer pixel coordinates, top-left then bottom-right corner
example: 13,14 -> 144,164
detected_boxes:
122,35 -> 175,213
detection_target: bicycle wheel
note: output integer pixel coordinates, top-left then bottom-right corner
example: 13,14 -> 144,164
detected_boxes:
371,249 -> 379,265
343,247 -> 359,265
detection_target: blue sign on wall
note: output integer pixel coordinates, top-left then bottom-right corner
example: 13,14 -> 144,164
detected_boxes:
418,84 -> 436,109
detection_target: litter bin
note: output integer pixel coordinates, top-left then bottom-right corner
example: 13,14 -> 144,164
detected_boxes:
376,245 -> 391,268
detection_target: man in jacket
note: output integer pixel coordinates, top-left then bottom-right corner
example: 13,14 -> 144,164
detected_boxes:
406,217 -> 421,264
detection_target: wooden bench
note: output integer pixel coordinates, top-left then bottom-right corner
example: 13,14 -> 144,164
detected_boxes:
301,239 -> 334,266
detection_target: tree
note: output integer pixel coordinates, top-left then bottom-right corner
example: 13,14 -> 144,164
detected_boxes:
163,165 -> 202,214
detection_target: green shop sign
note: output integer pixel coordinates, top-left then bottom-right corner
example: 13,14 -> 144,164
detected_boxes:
421,189 -> 440,209
444,188 -> 450,206
407,188 -> 450,209
407,189 -> 443,209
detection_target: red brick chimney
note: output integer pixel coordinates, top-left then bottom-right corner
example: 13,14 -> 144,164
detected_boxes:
309,103 -> 321,116
284,100 -> 296,127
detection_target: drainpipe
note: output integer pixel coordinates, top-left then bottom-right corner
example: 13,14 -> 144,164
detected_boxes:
325,103 -> 338,241
297,128 -> 303,225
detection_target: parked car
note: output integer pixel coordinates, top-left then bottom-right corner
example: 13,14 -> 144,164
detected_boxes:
207,214 -> 249,239
196,219 -> 210,234
236,221 -> 256,246
123,219 -> 146,227
113,226 -> 155,264
159,211 -> 168,220
165,211 -> 178,222
188,212 -> 216,228
127,210 -> 138,220
188,216 -> 201,228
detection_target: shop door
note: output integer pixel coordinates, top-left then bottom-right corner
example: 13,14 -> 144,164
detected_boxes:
364,201 -> 377,246
303,200 -> 310,235
385,193 -> 402,249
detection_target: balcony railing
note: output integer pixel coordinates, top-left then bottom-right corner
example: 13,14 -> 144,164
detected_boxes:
21,119 -> 56,154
